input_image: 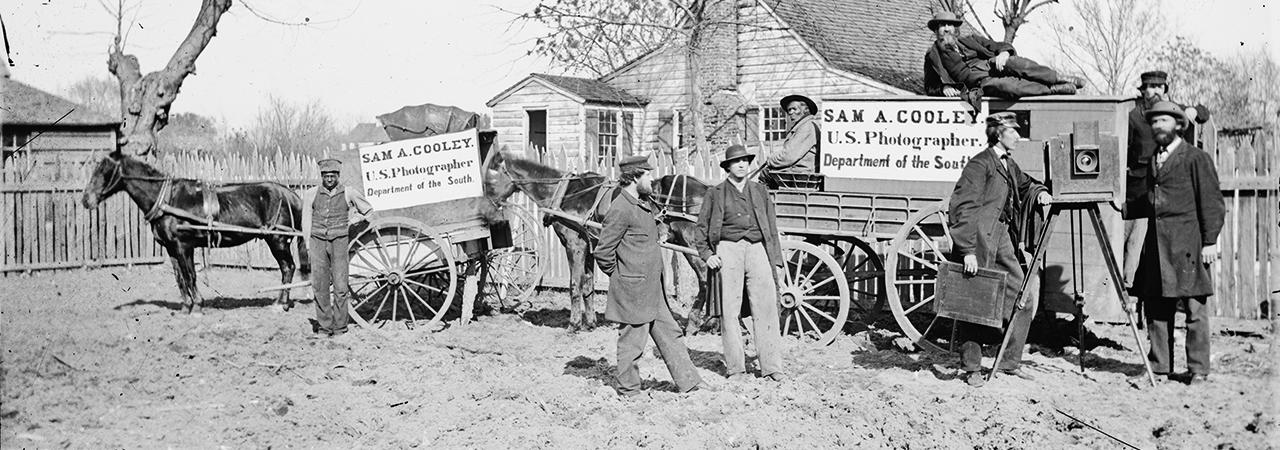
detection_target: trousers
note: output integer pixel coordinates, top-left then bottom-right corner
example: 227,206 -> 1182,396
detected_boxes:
1143,296 -> 1211,374
717,240 -> 783,377
978,55 -> 1063,97
309,235 -> 351,334
959,232 -> 1040,372
616,299 -> 704,395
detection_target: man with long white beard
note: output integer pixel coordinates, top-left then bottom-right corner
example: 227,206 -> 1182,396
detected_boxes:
923,11 -> 1083,109
1130,101 -> 1225,385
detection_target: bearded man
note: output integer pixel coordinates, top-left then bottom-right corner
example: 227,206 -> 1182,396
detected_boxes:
923,11 -> 1083,108
1130,102 -> 1225,385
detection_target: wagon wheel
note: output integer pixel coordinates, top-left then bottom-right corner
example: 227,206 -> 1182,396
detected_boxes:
484,202 -> 545,309
778,240 -> 850,346
804,237 -> 886,321
884,204 -> 957,353
347,218 -> 457,330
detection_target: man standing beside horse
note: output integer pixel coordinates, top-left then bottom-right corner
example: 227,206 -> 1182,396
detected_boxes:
695,145 -> 786,382
303,159 -> 373,337
593,155 -> 709,396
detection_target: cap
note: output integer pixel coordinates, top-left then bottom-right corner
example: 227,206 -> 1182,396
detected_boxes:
318,158 -> 342,174
985,111 -> 1019,129
1139,70 -> 1168,86
618,155 -> 654,172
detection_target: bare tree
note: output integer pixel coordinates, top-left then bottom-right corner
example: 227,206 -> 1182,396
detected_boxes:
1152,37 -> 1279,129
992,0 -> 1059,43
247,95 -> 341,157
61,76 -> 121,117
1047,0 -> 1164,95
107,0 -> 232,156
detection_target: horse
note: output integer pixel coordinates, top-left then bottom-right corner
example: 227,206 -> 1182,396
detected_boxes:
81,150 -> 309,314
649,174 -> 718,334
484,151 -> 718,332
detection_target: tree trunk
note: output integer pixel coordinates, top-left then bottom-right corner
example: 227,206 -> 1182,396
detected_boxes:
109,0 -> 233,156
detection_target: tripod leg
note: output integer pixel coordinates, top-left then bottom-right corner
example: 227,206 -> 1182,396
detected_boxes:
1085,204 -> 1157,387
989,204 -> 1060,381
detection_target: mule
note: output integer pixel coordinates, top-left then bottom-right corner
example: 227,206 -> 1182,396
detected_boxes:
81,151 -> 309,314
649,174 -> 718,334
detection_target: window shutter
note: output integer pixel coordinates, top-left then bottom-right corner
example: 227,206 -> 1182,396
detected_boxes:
656,110 -> 674,155
744,108 -> 761,148
584,109 -> 599,166
621,111 -> 635,157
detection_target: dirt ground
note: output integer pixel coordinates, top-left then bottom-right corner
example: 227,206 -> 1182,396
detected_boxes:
1,265 -> 1276,449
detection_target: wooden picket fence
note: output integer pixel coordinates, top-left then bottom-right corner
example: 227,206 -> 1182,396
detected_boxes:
1,150 -> 317,274
1206,125 -> 1278,319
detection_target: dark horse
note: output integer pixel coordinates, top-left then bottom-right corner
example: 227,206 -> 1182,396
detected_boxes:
484,151 -> 716,333
81,151 -> 309,314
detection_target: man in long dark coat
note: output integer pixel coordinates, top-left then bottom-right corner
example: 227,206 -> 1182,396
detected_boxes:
1122,70 -> 1212,287
948,112 -> 1051,387
1131,101 -> 1225,385
923,11 -> 1082,108
594,155 -> 707,396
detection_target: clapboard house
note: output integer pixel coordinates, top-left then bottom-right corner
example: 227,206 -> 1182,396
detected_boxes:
487,0 -> 936,175
2,79 -> 120,171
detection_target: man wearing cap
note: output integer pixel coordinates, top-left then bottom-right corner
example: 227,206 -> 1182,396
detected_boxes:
594,155 -> 708,396
766,94 -> 820,173
694,144 -> 786,382
1122,70 -> 1212,287
302,159 -> 373,337
948,112 -> 1052,387
1131,101 -> 1224,385
923,11 -> 1083,107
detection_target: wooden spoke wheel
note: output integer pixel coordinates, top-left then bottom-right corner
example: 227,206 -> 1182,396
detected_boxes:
484,203 -> 545,309
806,237 -> 886,320
347,218 -> 457,330
778,240 -> 850,346
884,203 -> 957,352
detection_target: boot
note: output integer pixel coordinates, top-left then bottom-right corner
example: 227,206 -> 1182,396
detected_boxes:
1049,83 -> 1077,95
962,88 -> 983,111
1061,75 -> 1086,89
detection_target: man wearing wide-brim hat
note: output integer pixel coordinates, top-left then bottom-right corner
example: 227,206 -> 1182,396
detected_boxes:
1130,101 -> 1225,385
766,94 -> 820,172
923,11 -> 1084,105
1122,70 -> 1212,290
302,158 -> 373,337
693,145 -> 787,382
947,112 -> 1052,387
593,154 -> 710,396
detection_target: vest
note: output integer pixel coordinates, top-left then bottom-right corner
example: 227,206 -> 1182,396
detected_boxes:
311,187 -> 350,240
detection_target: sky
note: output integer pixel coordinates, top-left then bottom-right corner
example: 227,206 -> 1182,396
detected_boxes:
3,0 -> 1276,131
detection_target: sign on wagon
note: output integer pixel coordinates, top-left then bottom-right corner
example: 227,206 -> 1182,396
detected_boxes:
358,129 -> 482,211
821,100 -> 989,182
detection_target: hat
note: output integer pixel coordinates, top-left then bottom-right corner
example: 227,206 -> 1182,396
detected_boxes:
780,94 -> 817,116
1139,70 -> 1168,86
617,154 -> 654,172
719,144 -> 755,168
927,11 -> 963,30
318,158 -> 342,174
1143,101 -> 1186,124
985,112 -> 1019,129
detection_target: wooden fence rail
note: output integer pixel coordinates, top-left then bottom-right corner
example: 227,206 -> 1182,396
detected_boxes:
1208,125 -> 1278,319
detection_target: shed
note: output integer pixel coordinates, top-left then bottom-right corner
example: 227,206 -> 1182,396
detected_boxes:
1,79 -> 120,167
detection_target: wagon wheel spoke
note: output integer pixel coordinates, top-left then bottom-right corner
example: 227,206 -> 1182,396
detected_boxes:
371,230 -> 397,269
902,293 -> 937,315
404,278 -> 446,295
351,281 -> 390,310
797,305 -> 823,339
354,248 -> 385,273
799,274 -> 838,295
782,310 -> 794,337
800,300 -> 838,324
796,256 -> 825,288
396,285 -> 417,324
403,282 -> 441,318
914,224 -> 942,256
898,251 -> 939,270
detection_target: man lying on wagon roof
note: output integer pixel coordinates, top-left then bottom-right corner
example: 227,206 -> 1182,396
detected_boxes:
922,11 -> 1085,110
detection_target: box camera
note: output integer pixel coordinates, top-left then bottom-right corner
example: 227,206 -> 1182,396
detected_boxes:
1044,121 -> 1122,203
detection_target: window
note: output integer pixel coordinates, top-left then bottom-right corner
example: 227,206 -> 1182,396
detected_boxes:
763,106 -> 788,142
597,110 -> 619,168
3,131 -> 30,149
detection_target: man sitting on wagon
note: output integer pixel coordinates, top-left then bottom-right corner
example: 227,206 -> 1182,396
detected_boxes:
766,94 -> 820,173
923,11 -> 1084,110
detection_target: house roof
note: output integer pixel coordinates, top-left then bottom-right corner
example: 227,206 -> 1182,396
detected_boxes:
344,122 -> 389,144
766,0 -> 937,93
487,73 -> 647,108
2,79 -> 121,126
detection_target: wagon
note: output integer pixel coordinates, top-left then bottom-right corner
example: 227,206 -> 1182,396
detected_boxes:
307,104 -> 543,331
767,96 -> 1141,350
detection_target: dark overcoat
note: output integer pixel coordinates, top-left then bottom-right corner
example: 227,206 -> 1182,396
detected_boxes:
924,35 -> 1017,95
694,179 -> 783,268
1132,140 -> 1225,298
1124,102 -> 1208,218
948,148 -> 1046,266
593,190 -> 666,324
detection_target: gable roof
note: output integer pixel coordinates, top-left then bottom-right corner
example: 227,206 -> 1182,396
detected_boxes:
765,0 -> 936,93
344,122 -> 389,144
487,73 -> 647,107
2,79 -> 121,126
